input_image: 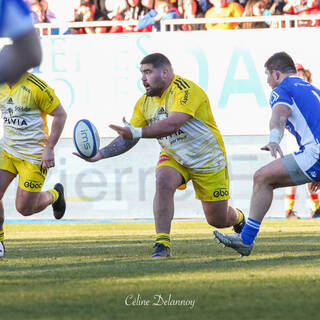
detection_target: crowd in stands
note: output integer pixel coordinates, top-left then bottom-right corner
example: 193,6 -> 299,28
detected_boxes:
25,0 -> 320,34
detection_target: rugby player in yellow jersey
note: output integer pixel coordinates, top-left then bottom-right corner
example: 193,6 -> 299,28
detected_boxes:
74,53 -> 245,258
0,72 -> 67,257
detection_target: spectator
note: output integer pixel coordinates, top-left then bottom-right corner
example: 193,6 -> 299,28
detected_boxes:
239,0 -> 270,28
74,0 -> 97,34
179,0 -> 205,30
196,0 -> 213,12
283,0 -> 320,27
137,0 -> 179,31
205,0 -> 244,30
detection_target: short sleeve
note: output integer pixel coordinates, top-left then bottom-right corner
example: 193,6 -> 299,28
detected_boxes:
270,87 -> 293,109
35,84 -> 61,114
130,96 -> 148,128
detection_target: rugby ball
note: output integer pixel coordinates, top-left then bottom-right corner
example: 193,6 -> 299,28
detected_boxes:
73,119 -> 100,158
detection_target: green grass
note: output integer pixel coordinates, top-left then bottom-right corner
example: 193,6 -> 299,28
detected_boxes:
1,220 -> 320,320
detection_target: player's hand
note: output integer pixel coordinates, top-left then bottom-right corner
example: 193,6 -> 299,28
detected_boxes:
41,146 -> 55,170
109,117 -> 134,140
261,142 -> 284,158
310,182 -> 320,193
72,151 -> 102,162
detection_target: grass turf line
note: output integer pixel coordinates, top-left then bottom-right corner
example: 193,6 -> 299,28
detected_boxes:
1,220 -> 320,320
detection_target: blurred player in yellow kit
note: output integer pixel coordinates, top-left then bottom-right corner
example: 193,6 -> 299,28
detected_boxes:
74,53 -> 245,258
0,73 -> 67,257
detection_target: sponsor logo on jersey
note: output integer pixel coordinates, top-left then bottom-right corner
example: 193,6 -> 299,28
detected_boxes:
21,85 -> 31,94
8,108 -> 13,117
270,91 -> 279,105
7,97 -> 14,104
45,89 -> 54,102
213,188 -> 229,198
180,90 -> 189,105
4,117 -> 28,126
15,106 -> 31,113
24,180 -> 42,189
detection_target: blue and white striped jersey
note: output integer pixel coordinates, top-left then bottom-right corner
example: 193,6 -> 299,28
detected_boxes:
270,76 -> 320,149
0,0 -> 33,39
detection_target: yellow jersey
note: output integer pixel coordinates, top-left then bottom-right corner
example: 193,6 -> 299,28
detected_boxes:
131,75 -> 227,173
0,73 -> 60,164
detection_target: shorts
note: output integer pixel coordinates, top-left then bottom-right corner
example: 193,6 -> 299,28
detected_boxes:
0,149 -> 47,192
156,151 -> 230,201
282,144 -> 320,184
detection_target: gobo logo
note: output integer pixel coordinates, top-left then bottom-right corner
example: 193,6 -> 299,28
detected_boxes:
24,180 -> 42,189
213,188 -> 229,198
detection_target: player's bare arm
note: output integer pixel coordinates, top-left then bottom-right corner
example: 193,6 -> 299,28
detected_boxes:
41,104 -> 67,169
261,104 -> 291,158
73,136 -> 138,162
110,112 -> 191,140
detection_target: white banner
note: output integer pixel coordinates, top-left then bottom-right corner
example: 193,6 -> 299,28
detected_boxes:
3,136 -> 313,221
28,28 -> 320,137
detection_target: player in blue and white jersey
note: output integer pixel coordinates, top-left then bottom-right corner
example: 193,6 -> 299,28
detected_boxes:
0,0 -> 42,84
214,51 -> 320,256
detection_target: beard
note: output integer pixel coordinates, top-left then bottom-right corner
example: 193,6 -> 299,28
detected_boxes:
145,86 -> 164,97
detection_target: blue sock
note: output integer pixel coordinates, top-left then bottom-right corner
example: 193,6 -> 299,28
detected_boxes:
241,218 -> 261,245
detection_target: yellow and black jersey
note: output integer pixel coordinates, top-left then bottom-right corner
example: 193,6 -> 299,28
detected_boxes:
0,72 -> 60,164
131,75 -> 227,173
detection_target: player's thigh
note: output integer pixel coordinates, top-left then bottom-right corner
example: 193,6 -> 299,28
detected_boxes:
255,155 -> 309,188
0,149 -> 18,196
156,152 -> 189,191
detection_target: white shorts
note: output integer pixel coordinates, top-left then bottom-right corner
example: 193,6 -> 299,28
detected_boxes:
0,0 -> 33,39
282,144 -> 320,184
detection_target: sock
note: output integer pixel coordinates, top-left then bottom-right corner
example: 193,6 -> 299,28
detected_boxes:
241,218 -> 261,245
47,189 -> 59,203
310,194 -> 320,212
0,230 -> 4,242
155,233 -> 170,248
236,209 -> 244,224
285,194 -> 295,215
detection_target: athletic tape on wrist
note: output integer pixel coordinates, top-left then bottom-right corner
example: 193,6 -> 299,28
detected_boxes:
124,120 -> 142,139
269,128 -> 282,144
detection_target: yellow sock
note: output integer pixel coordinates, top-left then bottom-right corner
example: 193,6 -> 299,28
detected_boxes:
285,194 -> 295,213
156,233 -> 170,248
47,189 -> 59,203
0,230 -> 4,242
236,209 -> 244,224
310,194 -> 320,212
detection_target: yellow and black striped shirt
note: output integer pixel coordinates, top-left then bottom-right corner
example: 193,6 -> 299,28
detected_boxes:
0,73 -> 60,164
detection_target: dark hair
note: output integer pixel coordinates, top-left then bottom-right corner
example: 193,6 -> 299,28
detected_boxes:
264,52 -> 296,74
140,53 -> 172,69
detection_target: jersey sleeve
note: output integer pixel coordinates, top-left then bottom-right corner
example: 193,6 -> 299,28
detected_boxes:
170,81 -> 201,117
130,96 -> 148,128
0,0 -> 34,39
270,87 -> 293,109
34,82 -> 61,114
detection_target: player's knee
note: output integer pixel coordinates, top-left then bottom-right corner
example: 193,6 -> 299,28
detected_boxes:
253,168 -> 269,186
155,172 -> 176,194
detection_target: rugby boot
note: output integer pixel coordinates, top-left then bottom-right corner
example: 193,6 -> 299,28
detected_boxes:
150,243 -> 171,258
286,210 -> 300,220
214,230 -> 253,257
233,208 -> 246,234
52,183 -> 66,220
311,208 -> 320,219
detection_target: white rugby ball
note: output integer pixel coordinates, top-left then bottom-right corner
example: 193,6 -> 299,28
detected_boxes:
73,119 -> 100,158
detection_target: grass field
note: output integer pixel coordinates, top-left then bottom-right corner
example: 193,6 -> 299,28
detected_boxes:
1,220 -> 320,320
